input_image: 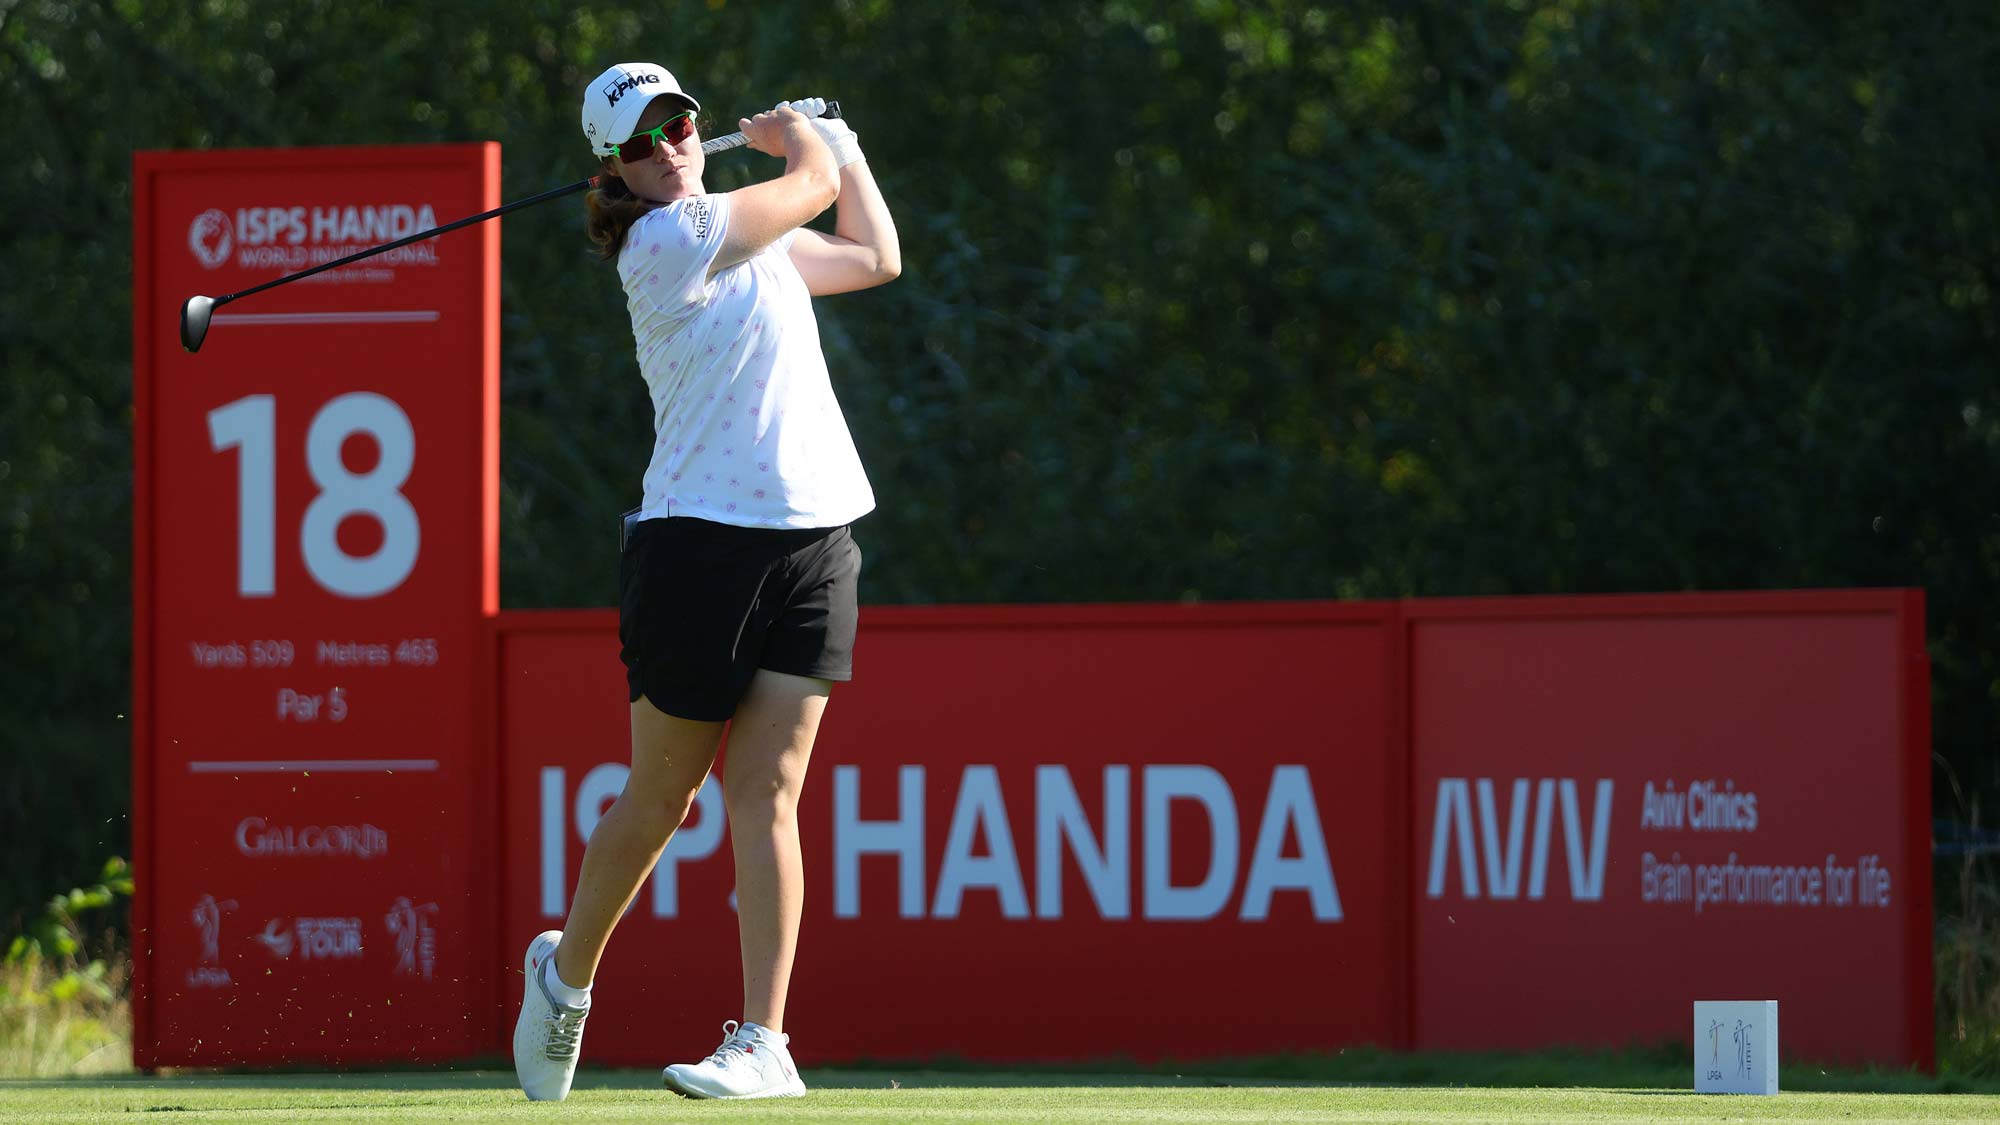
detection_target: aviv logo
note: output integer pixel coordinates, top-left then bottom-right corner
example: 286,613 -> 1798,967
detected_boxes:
188,209 -> 233,269
1424,778 -> 1615,901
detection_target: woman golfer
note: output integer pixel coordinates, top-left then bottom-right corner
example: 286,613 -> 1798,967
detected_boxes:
513,62 -> 899,1102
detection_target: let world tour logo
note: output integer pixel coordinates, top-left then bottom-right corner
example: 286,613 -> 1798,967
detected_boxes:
186,203 -> 443,273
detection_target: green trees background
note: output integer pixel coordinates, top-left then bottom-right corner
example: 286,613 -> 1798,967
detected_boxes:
3,0 -> 1995,925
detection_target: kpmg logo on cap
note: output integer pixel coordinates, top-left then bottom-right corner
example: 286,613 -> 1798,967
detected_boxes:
189,209 -> 233,269
603,71 -> 661,107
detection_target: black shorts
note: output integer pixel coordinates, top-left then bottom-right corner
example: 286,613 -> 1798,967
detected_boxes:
618,516 -> 861,722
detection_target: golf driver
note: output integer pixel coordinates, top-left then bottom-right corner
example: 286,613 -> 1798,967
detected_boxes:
181,99 -> 840,354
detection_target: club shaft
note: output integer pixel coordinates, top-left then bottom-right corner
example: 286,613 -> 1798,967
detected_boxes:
217,175 -> 602,305
700,100 -> 840,155
208,99 -> 841,306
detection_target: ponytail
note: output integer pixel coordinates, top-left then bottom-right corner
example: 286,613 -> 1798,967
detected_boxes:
584,169 -> 654,261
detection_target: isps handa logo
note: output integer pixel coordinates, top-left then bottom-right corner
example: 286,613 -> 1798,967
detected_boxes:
188,209 -> 233,269
185,202 -> 442,272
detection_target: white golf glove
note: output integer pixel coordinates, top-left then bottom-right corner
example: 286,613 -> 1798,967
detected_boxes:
810,116 -> 864,168
776,97 -> 828,119
775,98 -> 863,168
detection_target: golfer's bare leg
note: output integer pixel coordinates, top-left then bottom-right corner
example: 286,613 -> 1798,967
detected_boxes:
722,669 -> 831,1033
553,696 -> 725,987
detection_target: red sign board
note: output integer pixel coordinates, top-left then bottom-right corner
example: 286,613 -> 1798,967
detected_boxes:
493,593 -> 1929,1071
497,603 -> 1407,1065
1406,591 -> 1931,1070
130,144 -> 501,1066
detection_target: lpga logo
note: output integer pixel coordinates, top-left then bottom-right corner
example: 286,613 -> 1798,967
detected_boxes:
186,894 -> 237,988
385,897 -> 438,981
188,209 -> 233,269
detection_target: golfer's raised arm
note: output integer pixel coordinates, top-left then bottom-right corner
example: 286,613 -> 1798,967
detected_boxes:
788,115 -> 900,296
710,107 -> 837,276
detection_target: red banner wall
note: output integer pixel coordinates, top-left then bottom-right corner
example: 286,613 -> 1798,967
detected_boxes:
497,603 -> 1407,1066
1406,591 -> 1932,1070
493,591 -> 1929,1071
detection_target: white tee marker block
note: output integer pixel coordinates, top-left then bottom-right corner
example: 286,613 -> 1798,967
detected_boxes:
1694,1000 -> 1780,1094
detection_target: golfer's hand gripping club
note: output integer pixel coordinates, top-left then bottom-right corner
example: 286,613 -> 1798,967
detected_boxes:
700,98 -> 840,155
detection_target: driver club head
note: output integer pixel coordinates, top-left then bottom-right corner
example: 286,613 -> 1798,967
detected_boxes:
180,294 -> 217,353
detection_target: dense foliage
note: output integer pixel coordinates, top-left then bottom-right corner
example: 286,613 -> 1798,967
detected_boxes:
3,0 -> 1995,923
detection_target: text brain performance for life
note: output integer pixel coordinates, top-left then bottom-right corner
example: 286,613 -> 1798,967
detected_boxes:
1636,779 -> 1893,914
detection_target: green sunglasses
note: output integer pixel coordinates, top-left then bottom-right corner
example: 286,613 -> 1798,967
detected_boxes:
615,112 -> 696,162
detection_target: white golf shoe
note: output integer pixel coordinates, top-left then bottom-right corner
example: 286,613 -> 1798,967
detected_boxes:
512,930 -> 590,1101
662,1019 -> 806,1099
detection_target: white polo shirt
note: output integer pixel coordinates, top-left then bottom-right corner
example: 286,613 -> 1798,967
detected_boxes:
620,193 -> 875,529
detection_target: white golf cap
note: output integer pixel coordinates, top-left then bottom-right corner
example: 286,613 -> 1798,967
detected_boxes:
581,62 -> 700,156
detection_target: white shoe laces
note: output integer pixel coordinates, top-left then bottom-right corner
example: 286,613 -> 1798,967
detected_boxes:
544,1004 -> 588,1062
700,1020 -> 756,1070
